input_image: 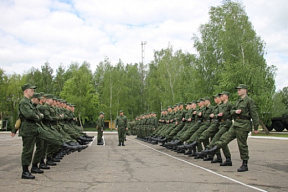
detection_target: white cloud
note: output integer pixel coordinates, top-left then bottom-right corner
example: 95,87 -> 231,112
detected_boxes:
0,0 -> 287,91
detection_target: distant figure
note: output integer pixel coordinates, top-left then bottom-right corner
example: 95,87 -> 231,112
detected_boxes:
97,112 -> 105,145
115,110 -> 128,146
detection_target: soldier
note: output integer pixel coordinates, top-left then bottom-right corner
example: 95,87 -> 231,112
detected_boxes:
30,93 -> 45,173
176,98 -> 206,156
115,110 -> 128,146
12,84 -> 79,179
204,84 -> 259,172
184,97 -> 213,159
188,94 -> 222,161
97,112 -> 105,145
166,103 -> 186,142
198,91 -> 234,166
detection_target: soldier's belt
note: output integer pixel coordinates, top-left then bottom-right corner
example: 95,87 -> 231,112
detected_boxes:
235,116 -> 251,121
21,119 -> 36,123
42,120 -> 50,124
50,121 -> 58,125
202,119 -> 210,122
220,119 -> 232,122
211,119 -> 219,122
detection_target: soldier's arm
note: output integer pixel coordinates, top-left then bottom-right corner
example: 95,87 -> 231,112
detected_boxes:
20,102 -> 39,121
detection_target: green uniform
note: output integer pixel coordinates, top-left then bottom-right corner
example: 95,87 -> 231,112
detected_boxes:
197,104 -> 221,143
187,104 -> 213,151
96,116 -> 104,142
207,101 -> 233,159
180,107 -> 203,142
19,97 -> 63,167
215,95 -> 259,160
167,109 -> 186,140
115,115 -> 128,145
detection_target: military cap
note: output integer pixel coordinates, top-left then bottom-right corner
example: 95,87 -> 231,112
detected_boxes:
219,91 -> 230,96
45,94 -> 54,99
167,106 -> 172,109
119,110 -> 124,113
21,83 -> 37,91
186,102 -> 192,105
178,102 -> 183,106
32,93 -> 42,99
53,96 -> 58,100
99,111 -> 105,115
191,100 -> 197,104
204,96 -> 211,101
62,100 -> 67,103
39,92 -> 44,96
213,93 -> 220,98
236,84 -> 248,89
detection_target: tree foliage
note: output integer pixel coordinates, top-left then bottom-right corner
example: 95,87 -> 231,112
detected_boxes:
0,0 -> 281,127
60,62 -> 99,124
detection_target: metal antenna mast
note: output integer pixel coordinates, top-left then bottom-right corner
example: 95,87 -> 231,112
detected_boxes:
141,41 -> 147,64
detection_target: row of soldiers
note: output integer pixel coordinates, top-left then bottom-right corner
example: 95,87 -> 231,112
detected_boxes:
12,83 -> 94,179
132,84 -> 259,172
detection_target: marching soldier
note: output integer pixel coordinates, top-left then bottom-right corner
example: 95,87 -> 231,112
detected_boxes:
203,84 -> 259,172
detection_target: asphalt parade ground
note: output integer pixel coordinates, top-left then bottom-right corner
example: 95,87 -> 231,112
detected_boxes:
0,132 -> 287,192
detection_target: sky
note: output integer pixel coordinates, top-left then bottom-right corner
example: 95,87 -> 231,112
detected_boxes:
0,0 -> 287,91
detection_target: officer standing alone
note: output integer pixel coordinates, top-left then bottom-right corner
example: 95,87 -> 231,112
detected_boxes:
97,112 -> 105,145
115,110 -> 128,146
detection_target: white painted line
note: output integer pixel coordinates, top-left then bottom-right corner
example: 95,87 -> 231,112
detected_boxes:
88,137 -> 95,147
103,136 -> 105,146
131,139 -> 267,192
249,136 -> 288,140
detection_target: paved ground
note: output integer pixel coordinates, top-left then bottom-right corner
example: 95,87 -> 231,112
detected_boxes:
0,132 -> 287,192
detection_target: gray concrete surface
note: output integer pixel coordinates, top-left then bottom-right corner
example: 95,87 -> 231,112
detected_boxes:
0,132 -> 287,192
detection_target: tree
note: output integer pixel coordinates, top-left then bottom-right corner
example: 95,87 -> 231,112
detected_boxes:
60,62 -> 99,124
272,90 -> 288,117
54,65 -> 70,96
192,0 -> 276,124
280,87 -> 288,110
145,46 -> 197,111
40,62 -> 54,94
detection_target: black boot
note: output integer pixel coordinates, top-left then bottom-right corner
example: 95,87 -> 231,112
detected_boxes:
237,160 -> 248,172
31,164 -> 44,174
97,140 -> 104,145
21,165 -> 35,179
122,142 -> 125,146
211,153 -> 222,163
118,142 -> 121,146
39,162 -> 50,169
220,157 -> 232,166
46,157 -> 57,166
203,155 -> 213,161
205,145 -> 218,156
